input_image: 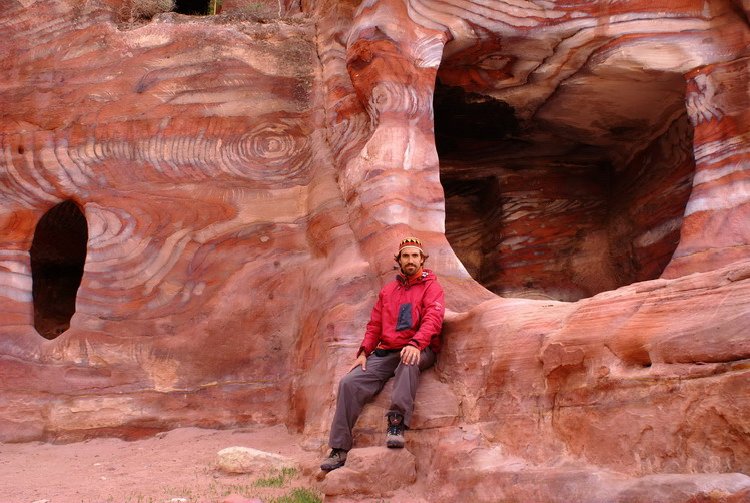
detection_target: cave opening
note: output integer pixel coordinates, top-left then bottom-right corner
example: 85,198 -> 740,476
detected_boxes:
436,79 -> 695,302
174,0 -> 212,15
30,200 -> 88,340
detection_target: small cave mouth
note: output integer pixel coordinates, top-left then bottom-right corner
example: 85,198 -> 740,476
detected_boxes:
30,200 -> 88,340
436,80 -> 695,302
175,0 -> 215,15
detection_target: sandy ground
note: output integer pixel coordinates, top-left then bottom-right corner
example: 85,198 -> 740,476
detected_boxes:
0,425 -> 325,503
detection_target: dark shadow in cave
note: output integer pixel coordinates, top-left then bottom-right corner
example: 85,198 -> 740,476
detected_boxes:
436,79 -> 695,302
434,84 -> 519,157
175,0 -> 210,15
30,200 -> 88,339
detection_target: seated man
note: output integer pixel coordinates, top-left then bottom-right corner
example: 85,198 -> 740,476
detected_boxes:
320,237 -> 445,471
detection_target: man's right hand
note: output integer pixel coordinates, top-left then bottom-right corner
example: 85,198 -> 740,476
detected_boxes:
349,353 -> 367,372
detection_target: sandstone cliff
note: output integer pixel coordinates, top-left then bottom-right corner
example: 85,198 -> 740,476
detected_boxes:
1,0 -> 748,501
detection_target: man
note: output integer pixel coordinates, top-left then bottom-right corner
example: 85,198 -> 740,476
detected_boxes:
320,236 -> 445,471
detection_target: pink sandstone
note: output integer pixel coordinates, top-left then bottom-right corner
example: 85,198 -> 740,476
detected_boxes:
0,0 -> 748,501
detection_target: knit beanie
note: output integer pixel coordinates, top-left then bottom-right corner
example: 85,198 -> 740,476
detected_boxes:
398,236 -> 424,254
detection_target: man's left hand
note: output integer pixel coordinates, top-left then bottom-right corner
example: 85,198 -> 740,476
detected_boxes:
400,345 -> 420,366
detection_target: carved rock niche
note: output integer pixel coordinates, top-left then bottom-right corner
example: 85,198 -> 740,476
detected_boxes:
438,73 -> 694,302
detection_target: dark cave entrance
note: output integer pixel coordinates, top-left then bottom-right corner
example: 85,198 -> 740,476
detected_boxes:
175,0 -> 212,15
435,80 -> 695,302
30,200 -> 88,339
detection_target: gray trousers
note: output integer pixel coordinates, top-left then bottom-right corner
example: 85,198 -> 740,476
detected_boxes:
328,347 -> 436,450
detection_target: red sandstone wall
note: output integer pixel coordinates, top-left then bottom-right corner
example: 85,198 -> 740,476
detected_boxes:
1,0 -> 749,500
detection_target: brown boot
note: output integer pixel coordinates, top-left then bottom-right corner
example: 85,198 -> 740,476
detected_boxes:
320,448 -> 348,471
386,412 -> 405,448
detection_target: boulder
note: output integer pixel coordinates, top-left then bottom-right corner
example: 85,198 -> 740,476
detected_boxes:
322,447 -> 416,497
216,446 -> 297,475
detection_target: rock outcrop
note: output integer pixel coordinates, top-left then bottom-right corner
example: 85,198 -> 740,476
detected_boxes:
1,0 -> 748,501
216,446 -> 297,475
322,447 -> 417,498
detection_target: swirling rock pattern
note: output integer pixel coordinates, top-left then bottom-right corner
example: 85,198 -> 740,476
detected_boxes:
1,0 -> 749,501
0,0 -> 334,441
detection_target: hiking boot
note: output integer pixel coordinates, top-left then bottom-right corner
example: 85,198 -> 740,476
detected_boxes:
320,448 -> 348,471
386,412 -> 405,448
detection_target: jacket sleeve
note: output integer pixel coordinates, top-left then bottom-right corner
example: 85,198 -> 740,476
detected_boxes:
359,290 -> 384,356
409,281 -> 445,350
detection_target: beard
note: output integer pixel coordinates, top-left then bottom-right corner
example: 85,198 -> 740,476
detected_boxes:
400,262 -> 421,276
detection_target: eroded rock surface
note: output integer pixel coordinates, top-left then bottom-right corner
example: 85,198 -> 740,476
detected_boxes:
1,0 -> 748,501
321,446 -> 417,498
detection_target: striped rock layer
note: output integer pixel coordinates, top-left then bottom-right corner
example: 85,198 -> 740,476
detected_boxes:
1,0 -> 749,501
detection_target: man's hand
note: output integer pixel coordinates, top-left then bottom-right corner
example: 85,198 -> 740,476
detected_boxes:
349,353 -> 367,372
400,345 -> 420,366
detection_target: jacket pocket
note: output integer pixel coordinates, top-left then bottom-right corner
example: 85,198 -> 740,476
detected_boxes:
396,303 -> 413,331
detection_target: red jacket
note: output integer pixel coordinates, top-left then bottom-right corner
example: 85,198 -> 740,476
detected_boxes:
359,269 -> 445,356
